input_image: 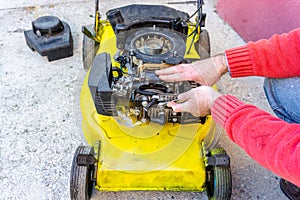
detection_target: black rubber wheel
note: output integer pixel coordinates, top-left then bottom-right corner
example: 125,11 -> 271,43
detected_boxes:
83,25 -> 99,71
206,148 -> 232,200
195,29 -> 210,60
70,146 -> 95,200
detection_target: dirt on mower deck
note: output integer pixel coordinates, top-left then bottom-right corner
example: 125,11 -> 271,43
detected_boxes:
0,0 -> 287,199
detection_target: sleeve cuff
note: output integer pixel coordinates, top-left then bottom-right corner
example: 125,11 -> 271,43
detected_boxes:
211,95 -> 245,128
225,46 -> 254,77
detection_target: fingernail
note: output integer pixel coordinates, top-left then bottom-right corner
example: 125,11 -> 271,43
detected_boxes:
172,104 -> 181,112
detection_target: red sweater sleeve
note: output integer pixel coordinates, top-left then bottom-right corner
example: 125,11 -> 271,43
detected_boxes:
225,28 -> 300,78
212,95 -> 300,187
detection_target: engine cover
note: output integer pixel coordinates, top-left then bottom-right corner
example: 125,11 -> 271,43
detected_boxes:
106,4 -> 189,50
24,16 -> 73,61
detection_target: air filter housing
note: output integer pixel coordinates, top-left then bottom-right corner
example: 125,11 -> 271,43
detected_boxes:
24,16 -> 73,61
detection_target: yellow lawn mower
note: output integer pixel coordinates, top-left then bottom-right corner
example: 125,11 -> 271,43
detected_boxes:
70,1 -> 232,199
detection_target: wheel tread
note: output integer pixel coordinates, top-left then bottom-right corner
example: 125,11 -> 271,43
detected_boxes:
206,148 -> 232,200
70,146 -> 94,200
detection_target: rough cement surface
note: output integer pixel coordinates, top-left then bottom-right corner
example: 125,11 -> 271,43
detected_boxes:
0,0 -> 287,199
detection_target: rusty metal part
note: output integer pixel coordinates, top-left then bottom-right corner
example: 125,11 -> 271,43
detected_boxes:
138,63 -> 172,72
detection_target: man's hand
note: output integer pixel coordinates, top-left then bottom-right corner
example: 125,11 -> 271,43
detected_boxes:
167,86 -> 221,116
155,54 -> 228,86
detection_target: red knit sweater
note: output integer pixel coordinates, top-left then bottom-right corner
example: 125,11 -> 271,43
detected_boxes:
212,28 -> 300,186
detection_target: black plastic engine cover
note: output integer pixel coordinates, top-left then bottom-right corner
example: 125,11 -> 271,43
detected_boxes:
88,53 -> 115,116
106,4 -> 189,49
24,16 -> 73,61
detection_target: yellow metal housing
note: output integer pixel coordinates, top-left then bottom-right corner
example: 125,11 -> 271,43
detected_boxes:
80,21 -> 215,191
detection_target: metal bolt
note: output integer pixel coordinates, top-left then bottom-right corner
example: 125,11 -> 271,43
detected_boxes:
142,101 -> 148,107
173,51 -> 178,57
130,49 -> 135,56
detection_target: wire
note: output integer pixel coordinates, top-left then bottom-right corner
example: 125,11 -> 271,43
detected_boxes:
187,0 -> 203,53
184,6 -> 201,22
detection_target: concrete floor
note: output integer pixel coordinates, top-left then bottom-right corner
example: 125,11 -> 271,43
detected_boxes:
0,0 -> 288,199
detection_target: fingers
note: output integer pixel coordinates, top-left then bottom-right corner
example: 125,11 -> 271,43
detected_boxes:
155,64 -> 186,75
158,73 -> 186,82
155,64 -> 193,82
167,90 -> 195,114
167,86 -> 220,117
168,100 -> 199,116
177,90 -> 193,102
167,101 -> 183,112
155,56 -> 226,86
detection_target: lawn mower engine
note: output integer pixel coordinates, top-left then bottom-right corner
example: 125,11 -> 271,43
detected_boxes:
89,5 -> 204,126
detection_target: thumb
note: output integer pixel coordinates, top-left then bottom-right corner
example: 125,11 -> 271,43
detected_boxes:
167,101 -> 183,112
177,90 -> 193,102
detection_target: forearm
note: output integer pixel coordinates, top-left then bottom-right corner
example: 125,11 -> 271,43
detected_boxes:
225,28 -> 300,78
212,95 -> 300,187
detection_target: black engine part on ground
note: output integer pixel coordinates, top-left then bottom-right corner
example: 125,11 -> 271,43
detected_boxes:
24,16 -> 73,61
